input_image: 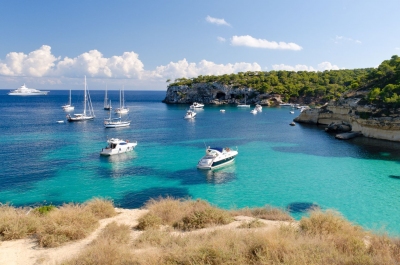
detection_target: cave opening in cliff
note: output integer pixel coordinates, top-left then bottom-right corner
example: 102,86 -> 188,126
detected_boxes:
216,92 -> 226,100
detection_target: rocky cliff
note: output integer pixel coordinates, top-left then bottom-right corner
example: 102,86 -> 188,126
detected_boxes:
162,83 -> 284,106
294,98 -> 400,142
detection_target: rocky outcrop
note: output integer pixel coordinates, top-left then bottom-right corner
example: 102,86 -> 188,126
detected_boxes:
294,98 -> 400,142
162,83 -> 284,106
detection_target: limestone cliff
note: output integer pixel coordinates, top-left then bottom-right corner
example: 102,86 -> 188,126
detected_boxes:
294,98 -> 400,142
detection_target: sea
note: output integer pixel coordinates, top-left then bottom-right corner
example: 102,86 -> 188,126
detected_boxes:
1,89 -> 400,235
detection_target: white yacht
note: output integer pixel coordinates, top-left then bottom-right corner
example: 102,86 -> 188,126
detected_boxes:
197,146 -> 238,169
62,90 -> 74,111
104,102 -> 130,128
220,109 -> 225,113
237,94 -> 250,107
115,86 -> 129,114
250,109 -> 258,114
255,104 -> 262,112
190,102 -> 204,109
184,110 -> 196,119
67,76 -> 95,122
8,84 -> 49,96
100,138 -> 137,156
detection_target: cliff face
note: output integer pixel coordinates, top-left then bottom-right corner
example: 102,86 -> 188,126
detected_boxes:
294,98 -> 400,142
162,83 -> 284,106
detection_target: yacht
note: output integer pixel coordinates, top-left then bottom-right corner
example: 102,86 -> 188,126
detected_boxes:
104,102 -> 130,128
67,76 -> 95,122
62,90 -> 74,111
190,102 -> 204,109
197,146 -> 238,169
237,93 -> 250,107
8,84 -> 49,96
184,110 -> 196,119
220,109 -> 225,113
100,138 -> 137,156
250,109 -> 258,114
255,104 -> 262,112
115,86 -> 129,114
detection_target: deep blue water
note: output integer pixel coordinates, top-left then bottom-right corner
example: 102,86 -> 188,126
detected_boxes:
1,89 -> 400,235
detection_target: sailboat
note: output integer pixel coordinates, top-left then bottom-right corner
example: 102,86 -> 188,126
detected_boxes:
62,89 -> 74,111
115,86 -> 129,114
104,85 -> 112,110
67,76 -> 95,122
237,93 -> 250,107
104,100 -> 130,128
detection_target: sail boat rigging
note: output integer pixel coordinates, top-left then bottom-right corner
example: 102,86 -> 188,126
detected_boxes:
237,92 -> 250,107
62,89 -> 74,111
104,85 -> 112,110
67,76 -> 95,122
104,100 -> 130,128
115,86 -> 129,114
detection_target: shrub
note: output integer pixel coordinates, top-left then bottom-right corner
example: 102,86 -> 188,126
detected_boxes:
84,198 -> 116,219
34,205 -> 56,215
0,205 -> 38,240
231,206 -> 293,221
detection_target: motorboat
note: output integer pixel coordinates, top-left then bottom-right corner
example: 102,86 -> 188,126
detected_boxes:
104,85 -> 112,110
250,109 -> 258,114
67,76 -> 95,122
190,102 -> 204,109
184,110 -> 196,119
197,146 -> 238,169
104,103 -> 130,128
115,86 -> 129,114
56,120 -> 65,124
220,109 -> 225,113
62,90 -> 74,111
100,138 -> 137,156
255,104 -> 262,112
8,84 -> 49,96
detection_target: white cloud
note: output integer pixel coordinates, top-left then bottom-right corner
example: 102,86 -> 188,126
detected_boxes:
395,47 -> 400,50
205,15 -> 230,26
334,35 -> 361,44
231,35 -> 302,51
272,61 -> 339,71
151,59 -> 261,80
217,36 -> 226,42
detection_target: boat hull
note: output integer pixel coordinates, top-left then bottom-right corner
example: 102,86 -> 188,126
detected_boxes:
197,155 -> 236,169
67,116 -> 94,122
100,142 -> 137,156
104,122 -> 130,128
8,92 -> 49,96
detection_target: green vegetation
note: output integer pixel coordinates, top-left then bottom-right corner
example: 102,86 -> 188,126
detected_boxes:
168,55 -> 400,104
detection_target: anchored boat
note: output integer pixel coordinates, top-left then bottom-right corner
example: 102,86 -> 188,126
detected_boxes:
197,146 -> 238,169
100,138 -> 137,156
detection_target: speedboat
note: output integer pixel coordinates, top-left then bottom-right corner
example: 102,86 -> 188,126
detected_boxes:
100,138 -> 137,156
255,104 -> 262,112
190,102 -> 204,109
250,109 -> 258,114
197,146 -> 238,169
184,110 -> 196,119
8,84 -> 49,96
220,109 -> 225,113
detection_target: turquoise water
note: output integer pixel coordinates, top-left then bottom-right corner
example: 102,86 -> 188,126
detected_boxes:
1,90 -> 400,235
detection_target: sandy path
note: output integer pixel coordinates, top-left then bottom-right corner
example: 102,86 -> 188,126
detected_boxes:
0,208 -> 148,265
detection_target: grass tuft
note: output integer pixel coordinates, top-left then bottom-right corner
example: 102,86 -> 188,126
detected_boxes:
0,204 -> 38,240
231,206 -> 293,221
84,198 -> 116,219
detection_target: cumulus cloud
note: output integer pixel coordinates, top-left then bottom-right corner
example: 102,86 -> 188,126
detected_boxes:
151,59 -> 261,80
205,15 -> 230,26
334,35 -> 361,44
231,35 -> 302,51
272,61 -> 340,71
217,36 -> 226,42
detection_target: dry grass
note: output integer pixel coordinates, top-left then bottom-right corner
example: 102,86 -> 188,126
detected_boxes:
0,198 -> 116,248
230,205 -> 293,221
137,197 -> 233,231
237,219 -> 267,229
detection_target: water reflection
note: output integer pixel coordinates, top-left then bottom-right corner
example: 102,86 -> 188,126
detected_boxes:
100,151 -> 137,163
199,164 -> 237,184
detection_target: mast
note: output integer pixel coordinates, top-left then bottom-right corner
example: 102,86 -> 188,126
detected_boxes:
119,88 -> 122,109
104,84 -> 108,108
122,85 -> 125,108
69,89 -> 72,105
84,75 -> 87,116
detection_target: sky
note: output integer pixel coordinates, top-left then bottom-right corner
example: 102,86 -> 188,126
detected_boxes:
0,0 -> 399,91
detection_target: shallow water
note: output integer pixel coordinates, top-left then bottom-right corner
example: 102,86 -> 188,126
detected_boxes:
1,89 -> 400,235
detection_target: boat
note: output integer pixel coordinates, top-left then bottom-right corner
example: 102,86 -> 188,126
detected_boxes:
56,120 -> 65,124
190,102 -> 204,109
100,138 -> 137,156
220,109 -> 225,113
115,86 -> 129,114
104,101 -> 130,128
62,90 -> 74,111
290,122 -> 296,126
290,110 -> 295,114
104,85 -> 112,110
66,76 -> 95,122
279,103 -> 293,107
197,146 -> 238,169
237,93 -> 250,107
250,109 -> 258,114
184,110 -> 196,119
255,104 -> 262,112
8,84 -> 49,96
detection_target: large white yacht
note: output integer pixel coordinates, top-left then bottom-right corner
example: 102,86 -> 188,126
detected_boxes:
8,84 -> 49,96
100,138 -> 137,156
190,102 -> 204,109
197,146 -> 238,169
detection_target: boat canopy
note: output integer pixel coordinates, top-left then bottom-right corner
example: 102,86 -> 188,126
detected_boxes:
209,147 -> 223,152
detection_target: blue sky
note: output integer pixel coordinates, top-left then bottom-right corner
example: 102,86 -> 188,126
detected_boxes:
1,0 -> 399,90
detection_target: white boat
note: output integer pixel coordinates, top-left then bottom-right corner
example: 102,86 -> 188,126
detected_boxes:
255,104 -> 262,112
8,84 -> 49,96
220,109 -> 225,113
67,76 -> 95,122
190,102 -> 204,109
197,146 -> 238,169
250,109 -> 258,114
100,138 -> 137,156
104,101 -> 130,128
104,85 -> 112,110
115,86 -> 129,114
62,90 -> 74,111
290,110 -> 295,114
184,110 -> 196,119
279,103 -> 293,107
237,93 -> 250,107
56,120 -> 65,124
